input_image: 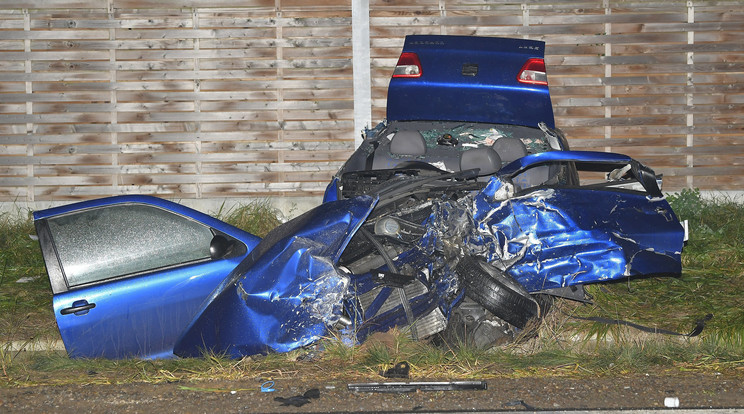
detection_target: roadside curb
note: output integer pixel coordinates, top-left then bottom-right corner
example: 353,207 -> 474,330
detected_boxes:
5,339 -> 65,352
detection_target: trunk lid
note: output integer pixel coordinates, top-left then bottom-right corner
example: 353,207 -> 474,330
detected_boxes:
386,35 -> 555,128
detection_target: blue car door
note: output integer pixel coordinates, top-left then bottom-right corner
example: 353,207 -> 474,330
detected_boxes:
34,196 -> 261,359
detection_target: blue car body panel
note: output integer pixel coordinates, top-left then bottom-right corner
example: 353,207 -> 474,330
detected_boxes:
323,177 -> 341,203
386,35 -> 554,128
498,151 -> 635,177
459,178 -> 683,292
174,196 -> 377,358
50,260 -> 248,359
467,151 -> 682,291
34,195 -> 261,359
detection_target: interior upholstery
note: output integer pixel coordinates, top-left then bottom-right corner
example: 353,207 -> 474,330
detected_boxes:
460,147 -> 502,176
390,130 -> 427,156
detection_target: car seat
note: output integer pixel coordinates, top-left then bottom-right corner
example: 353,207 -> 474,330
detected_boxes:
491,138 -> 552,190
371,130 -> 428,170
390,130 -> 427,156
491,138 -> 528,165
460,147 -> 502,177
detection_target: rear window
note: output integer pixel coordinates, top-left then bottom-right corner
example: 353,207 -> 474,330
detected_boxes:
347,121 -> 554,175
403,122 -> 551,154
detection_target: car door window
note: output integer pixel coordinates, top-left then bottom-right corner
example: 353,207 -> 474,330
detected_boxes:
46,204 -> 213,287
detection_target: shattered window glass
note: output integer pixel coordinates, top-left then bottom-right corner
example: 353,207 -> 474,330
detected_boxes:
410,122 -> 551,153
47,204 -> 213,287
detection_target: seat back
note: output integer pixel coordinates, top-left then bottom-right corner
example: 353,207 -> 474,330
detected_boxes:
390,130 -> 426,156
460,147 -> 502,177
491,138 -> 527,164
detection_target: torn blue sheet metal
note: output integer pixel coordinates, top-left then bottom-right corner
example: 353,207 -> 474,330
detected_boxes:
499,150 -> 663,197
462,179 -> 683,292
422,151 -> 684,293
341,253 -> 462,345
173,196 -> 378,358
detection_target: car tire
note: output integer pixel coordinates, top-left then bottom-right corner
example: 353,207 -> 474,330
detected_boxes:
455,255 -> 539,329
439,298 -> 515,349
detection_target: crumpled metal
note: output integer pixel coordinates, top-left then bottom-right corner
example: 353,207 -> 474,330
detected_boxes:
174,196 -> 377,358
176,164 -> 684,358
426,177 -> 684,292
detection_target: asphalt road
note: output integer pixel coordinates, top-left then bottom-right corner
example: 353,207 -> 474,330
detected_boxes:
2,372 -> 743,413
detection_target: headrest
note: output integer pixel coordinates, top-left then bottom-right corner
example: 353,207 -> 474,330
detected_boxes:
390,130 -> 426,156
460,147 -> 502,176
491,138 -> 528,163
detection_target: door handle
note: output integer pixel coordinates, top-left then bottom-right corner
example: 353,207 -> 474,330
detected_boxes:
60,300 -> 96,315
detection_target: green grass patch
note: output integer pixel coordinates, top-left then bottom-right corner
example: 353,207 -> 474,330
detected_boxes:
7,327 -> 743,387
569,189 -> 744,349
0,210 -> 50,313
217,199 -> 284,238
0,209 -> 56,352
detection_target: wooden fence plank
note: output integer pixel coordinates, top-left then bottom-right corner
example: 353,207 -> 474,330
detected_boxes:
0,0 -> 742,203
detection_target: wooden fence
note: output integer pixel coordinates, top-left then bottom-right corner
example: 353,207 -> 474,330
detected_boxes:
1,0 -> 742,204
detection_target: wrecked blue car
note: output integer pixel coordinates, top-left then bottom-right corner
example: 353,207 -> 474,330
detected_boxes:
34,35 -> 685,359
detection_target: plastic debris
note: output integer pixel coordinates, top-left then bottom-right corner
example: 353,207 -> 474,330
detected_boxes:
260,381 -> 275,393
347,381 -> 487,393
664,397 -> 680,408
380,361 -> 410,379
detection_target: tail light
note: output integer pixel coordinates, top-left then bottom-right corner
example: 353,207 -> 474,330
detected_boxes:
517,58 -> 548,85
393,52 -> 422,78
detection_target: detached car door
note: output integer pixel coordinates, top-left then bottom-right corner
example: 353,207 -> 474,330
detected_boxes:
33,195 -> 261,359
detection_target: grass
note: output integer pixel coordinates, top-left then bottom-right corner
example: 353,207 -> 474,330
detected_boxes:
217,199 -> 284,238
569,188 -> 744,348
4,324 -> 744,387
2,190 -> 744,386
0,209 -> 57,363
0,211 -> 49,314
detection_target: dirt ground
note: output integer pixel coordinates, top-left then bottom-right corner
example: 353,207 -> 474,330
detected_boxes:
2,370 -> 743,413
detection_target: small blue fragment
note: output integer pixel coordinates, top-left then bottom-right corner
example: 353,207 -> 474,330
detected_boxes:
261,380 -> 275,393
